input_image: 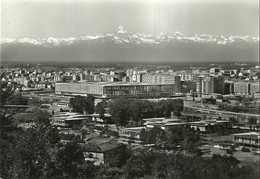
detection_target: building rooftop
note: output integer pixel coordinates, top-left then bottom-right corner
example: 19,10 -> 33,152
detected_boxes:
143,117 -> 165,121
143,118 -> 183,123
56,81 -> 173,87
52,112 -> 91,121
85,113 -> 111,117
231,132 -> 260,139
165,122 -> 186,126
85,138 -> 123,153
143,73 -> 173,76
234,81 -> 251,84
119,127 -> 145,132
143,118 -> 185,128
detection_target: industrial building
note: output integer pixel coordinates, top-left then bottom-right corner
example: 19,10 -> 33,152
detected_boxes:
55,82 -> 175,98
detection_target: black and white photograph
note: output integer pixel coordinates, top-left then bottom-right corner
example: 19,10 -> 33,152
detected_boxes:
1,0 -> 259,178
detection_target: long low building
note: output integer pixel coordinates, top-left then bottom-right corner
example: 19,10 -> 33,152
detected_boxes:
119,127 -> 145,139
143,117 -> 185,130
55,82 -> 175,97
52,112 -> 113,128
230,132 -> 260,148
52,112 -> 92,127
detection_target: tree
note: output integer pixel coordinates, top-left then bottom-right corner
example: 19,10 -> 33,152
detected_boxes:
69,95 -> 95,114
0,79 -> 18,177
124,149 -> 157,179
0,78 -> 101,178
28,97 -> 42,107
248,118 -> 257,125
96,165 -> 124,179
118,72 -> 127,80
56,140 -> 85,178
155,99 -> 183,118
95,102 -> 105,119
13,113 -> 35,125
0,77 -> 17,134
0,75 -> 16,108
86,94 -> 95,114
69,96 -> 87,113
109,98 -> 184,127
140,126 -> 165,144
124,148 -> 255,179
108,98 -> 132,126
3,109 -> 60,178
6,93 -> 29,105
166,127 -> 184,145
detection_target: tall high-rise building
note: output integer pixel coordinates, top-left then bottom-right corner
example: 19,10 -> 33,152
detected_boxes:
174,76 -> 181,93
202,77 -> 214,94
84,70 -> 91,75
234,82 -> 250,94
136,74 -> 143,82
126,69 -> 134,76
72,74 -> 78,81
224,81 -> 234,94
196,75 -> 204,95
85,75 -> 95,82
40,75 -> 45,82
54,74 -> 61,82
181,81 -> 197,93
209,68 -> 220,74
79,73 -> 86,81
250,82 -> 260,94
181,72 -> 194,81
213,76 -> 225,94
110,71 -> 115,75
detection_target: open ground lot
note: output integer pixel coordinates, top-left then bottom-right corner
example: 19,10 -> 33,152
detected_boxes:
201,145 -> 260,176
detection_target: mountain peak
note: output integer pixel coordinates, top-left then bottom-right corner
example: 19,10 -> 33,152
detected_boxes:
117,26 -> 128,34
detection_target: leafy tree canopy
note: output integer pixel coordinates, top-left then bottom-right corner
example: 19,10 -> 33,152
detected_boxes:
69,95 -> 95,114
109,98 -> 184,127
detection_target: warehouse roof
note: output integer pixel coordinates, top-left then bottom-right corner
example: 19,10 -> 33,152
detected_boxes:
55,82 -> 174,87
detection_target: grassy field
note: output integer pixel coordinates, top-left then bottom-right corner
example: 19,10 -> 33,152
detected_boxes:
201,145 -> 260,177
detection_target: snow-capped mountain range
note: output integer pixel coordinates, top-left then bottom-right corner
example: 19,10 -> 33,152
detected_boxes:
1,26 -> 259,46
1,26 -> 259,62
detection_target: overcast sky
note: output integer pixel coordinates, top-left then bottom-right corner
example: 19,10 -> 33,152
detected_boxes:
1,0 -> 259,38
